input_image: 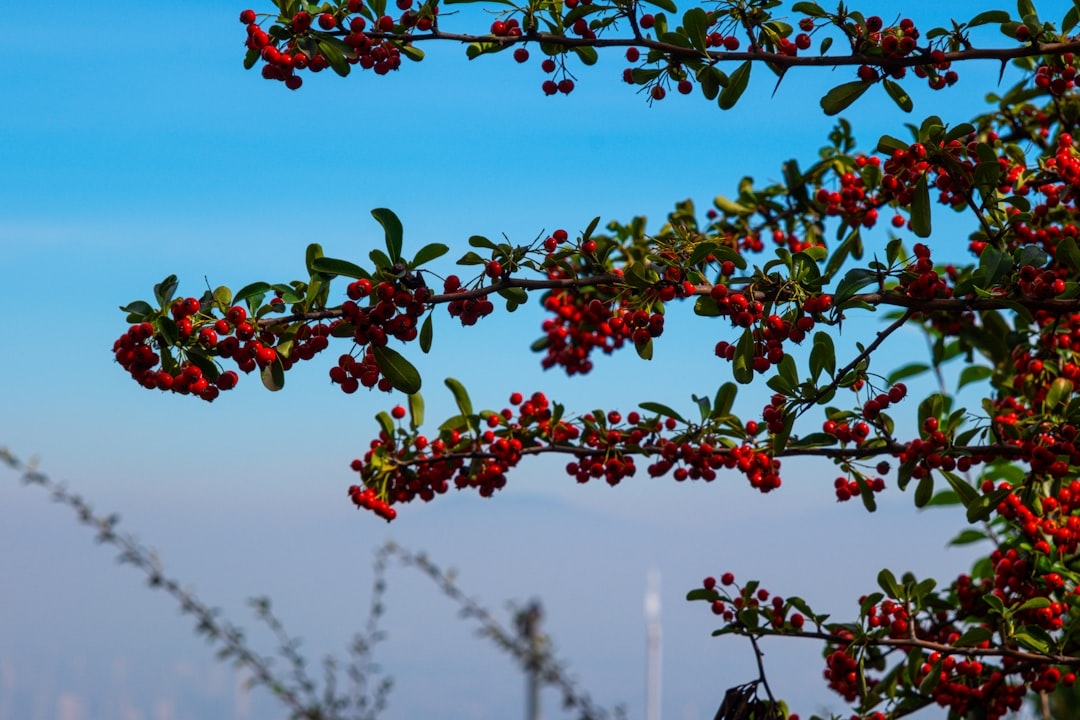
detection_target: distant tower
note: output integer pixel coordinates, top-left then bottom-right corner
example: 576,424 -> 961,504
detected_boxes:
645,569 -> 662,720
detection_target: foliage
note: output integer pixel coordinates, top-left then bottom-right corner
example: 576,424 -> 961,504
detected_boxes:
107,1 -> 1080,718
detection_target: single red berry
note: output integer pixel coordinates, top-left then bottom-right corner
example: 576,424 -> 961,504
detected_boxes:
240,9 -> 257,24
513,47 -> 529,63
651,85 -> 666,100
541,58 -> 557,73
391,405 -> 407,419
720,572 -> 735,586
626,47 -> 640,62
639,13 -> 654,29
486,260 -> 504,278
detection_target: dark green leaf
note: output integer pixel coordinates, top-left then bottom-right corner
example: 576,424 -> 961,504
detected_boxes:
407,392 -> 424,429
445,377 -> 473,417
877,568 -> 902,598
154,275 -> 179,308
942,470 -> 979,508
318,39 -> 350,76
401,45 -> 424,62
914,473 -> 934,507
419,314 -> 433,353
969,10 -> 1011,26
953,627 -> 992,646
732,327 -> 754,383
910,174 -> 931,238
372,346 -> 421,394
718,61 -> 751,110
791,1 -> 827,17
820,80 -> 871,116
310,257 -> 367,279
887,363 -> 930,384
643,0 -> 676,12
571,45 -> 599,65
949,529 -> 988,546
635,337 -> 654,360
958,365 -> 992,389
876,135 -> 909,154
835,268 -> 879,304
412,243 -> 449,267
371,208 -> 404,263
261,357 -> 285,391
712,382 -> 736,419
639,401 -> 685,422
882,79 -> 913,112
234,282 -> 271,310
682,7 -> 709,53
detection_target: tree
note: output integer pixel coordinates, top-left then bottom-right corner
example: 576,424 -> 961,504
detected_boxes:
109,0 -> 1080,718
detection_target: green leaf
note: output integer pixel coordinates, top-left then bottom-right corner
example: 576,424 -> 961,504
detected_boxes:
468,235 -> 498,250
1017,597 -> 1051,612
571,45 -> 599,65
910,174 -> 931,238
876,135 -> 909,154
820,80 -> 872,116
261,357 -> 286,392
942,470 -> 979,508
882,79 -> 913,112
712,382 -> 737,418
412,243 -> 449,267
877,568 -> 902,598
371,208 -> 404,263
234,281 -> 271,310
949,529 -> 989,546
732,328 -> 755,384
1013,629 -> 1051,653
310,257 -> 367,279
643,0 -> 676,12
120,300 -> 154,317
639,402 -> 686,423
371,345 -> 421,394
810,331 -> 836,381
969,10 -> 1011,26
1056,236 -> 1080,272
835,268 -> 878,304
318,39 -> 350,77
154,275 -> 179,308
791,1 -> 827,17
407,392 -> 424,429
953,626 -> 992,646
419,314 -> 433,353
635,337 -> 654,360
914,473 -> 934,507
718,61 -> 751,110
1046,378 -> 1075,410
401,45 -> 425,62
682,7 -> 709,53
887,363 -> 930,384
958,365 -> 992,389
445,377 -> 473,417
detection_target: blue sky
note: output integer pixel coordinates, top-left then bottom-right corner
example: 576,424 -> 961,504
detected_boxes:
0,1 -> 1046,719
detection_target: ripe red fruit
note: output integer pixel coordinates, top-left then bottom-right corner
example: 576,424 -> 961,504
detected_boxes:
722,35 -> 740,51
677,79 -> 693,94
391,405 -> 407,419
626,47 -> 640,62
721,572 -> 735,586
541,58 -> 557,73
377,15 -> 394,31
486,260 -> 504,278
639,13 -> 655,29
557,78 -> 575,94
704,576 -> 717,590
651,85 -> 666,100
318,13 -> 336,29
240,9 -> 257,24
542,79 -> 558,95
513,47 -> 529,63
581,239 -> 597,253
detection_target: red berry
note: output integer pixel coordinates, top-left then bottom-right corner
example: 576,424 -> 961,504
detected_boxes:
720,572 -> 735,586
240,9 -> 257,24
391,405 -> 407,419
639,14 -> 655,29
486,260 -> 504,278
513,47 -> 529,63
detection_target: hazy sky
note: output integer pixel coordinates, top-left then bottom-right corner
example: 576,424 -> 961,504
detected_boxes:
0,2 -> 1042,719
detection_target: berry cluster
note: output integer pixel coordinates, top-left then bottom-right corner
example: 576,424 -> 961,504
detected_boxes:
241,0 -> 420,90
113,298 -> 301,402
814,162 -> 882,229
443,275 -> 495,326
348,484 -> 397,521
